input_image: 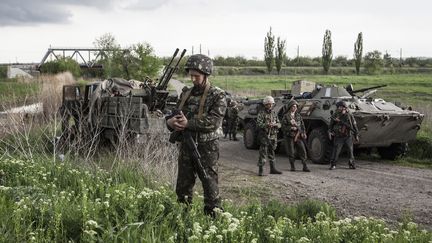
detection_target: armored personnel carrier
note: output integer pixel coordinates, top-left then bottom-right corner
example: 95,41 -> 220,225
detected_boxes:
58,48 -> 186,149
238,82 -> 424,163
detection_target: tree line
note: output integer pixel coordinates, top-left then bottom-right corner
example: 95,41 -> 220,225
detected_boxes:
37,32 -> 432,79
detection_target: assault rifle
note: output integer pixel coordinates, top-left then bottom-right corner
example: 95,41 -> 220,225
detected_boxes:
167,109 -> 209,179
329,115 -> 359,141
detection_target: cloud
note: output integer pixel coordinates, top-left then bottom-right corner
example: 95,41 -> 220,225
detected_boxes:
0,0 -> 171,26
118,0 -> 171,10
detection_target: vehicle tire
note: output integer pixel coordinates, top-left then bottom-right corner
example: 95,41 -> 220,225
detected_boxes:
377,143 -> 408,160
307,127 -> 332,164
244,121 -> 259,149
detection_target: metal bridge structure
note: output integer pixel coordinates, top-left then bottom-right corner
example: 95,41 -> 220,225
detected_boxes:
38,47 -> 126,69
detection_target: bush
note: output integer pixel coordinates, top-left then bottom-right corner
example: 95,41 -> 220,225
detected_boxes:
0,65 -> 7,79
408,133 -> 432,160
40,58 -> 81,77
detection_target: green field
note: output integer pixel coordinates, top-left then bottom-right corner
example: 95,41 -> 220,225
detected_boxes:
0,78 -> 40,110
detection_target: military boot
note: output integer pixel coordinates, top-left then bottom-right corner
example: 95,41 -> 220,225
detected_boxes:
329,161 -> 336,170
229,134 -> 232,140
233,133 -> 239,141
302,161 -> 311,172
270,161 -> 282,174
348,160 -> 356,169
289,160 -> 296,171
258,166 -> 263,176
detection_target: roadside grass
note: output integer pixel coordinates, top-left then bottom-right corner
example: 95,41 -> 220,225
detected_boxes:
1,154 -> 431,242
0,78 -> 40,110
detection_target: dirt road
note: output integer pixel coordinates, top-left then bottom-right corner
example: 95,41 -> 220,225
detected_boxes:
218,136 -> 432,229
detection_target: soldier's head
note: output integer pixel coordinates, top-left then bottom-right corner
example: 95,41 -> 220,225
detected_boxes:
287,100 -> 299,113
230,100 -> 237,107
185,54 -> 213,88
336,101 -> 348,113
263,96 -> 275,110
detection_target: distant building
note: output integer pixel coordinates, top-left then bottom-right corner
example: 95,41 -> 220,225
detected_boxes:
291,80 -> 316,96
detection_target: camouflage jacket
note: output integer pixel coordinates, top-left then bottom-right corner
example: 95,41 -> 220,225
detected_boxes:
281,112 -> 305,138
227,106 -> 239,121
257,109 -> 281,139
329,110 -> 358,137
178,84 -> 227,142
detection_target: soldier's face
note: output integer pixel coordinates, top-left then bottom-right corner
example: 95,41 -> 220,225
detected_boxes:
290,105 -> 297,113
189,69 -> 206,87
265,103 -> 273,110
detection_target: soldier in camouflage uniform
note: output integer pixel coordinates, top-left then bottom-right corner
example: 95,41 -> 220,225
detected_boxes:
328,101 -> 359,170
257,96 -> 282,176
166,54 -> 227,216
281,100 -> 311,172
227,100 -> 239,141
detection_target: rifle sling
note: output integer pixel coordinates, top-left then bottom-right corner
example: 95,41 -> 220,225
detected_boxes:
178,81 -> 210,119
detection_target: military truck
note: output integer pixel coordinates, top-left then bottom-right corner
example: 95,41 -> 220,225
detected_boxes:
58,48 -> 186,149
238,82 -> 424,163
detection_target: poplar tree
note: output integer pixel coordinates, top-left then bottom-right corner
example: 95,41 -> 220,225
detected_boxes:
354,32 -> 363,75
264,27 -> 275,74
275,37 -> 286,75
322,29 -> 333,74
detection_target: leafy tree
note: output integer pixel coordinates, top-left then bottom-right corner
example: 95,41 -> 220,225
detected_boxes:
39,58 -> 81,77
354,32 -> 363,75
364,50 -> 383,74
93,33 -> 161,80
275,37 -> 286,75
322,29 -> 333,74
264,27 -> 275,73
129,43 -> 162,80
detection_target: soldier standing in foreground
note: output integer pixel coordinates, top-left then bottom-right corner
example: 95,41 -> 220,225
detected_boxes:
166,54 -> 227,216
227,100 -> 239,141
328,101 -> 359,170
256,96 -> 282,176
281,100 -> 311,172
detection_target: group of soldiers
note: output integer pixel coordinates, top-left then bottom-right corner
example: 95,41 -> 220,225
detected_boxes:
256,95 -> 359,176
166,53 -> 359,216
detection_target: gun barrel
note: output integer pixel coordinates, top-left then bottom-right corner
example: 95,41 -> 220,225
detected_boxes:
157,49 -> 187,90
352,84 -> 387,94
158,48 -> 179,88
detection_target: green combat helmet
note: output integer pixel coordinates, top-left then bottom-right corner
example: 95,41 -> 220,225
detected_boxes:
263,96 -> 275,105
287,100 -> 299,109
185,54 -> 213,75
336,101 -> 348,108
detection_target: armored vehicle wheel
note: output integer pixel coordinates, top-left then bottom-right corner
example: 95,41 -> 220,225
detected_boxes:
377,143 -> 408,160
244,121 -> 259,149
308,128 -> 332,164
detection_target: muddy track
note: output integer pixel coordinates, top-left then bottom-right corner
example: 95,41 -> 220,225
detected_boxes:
218,136 -> 432,229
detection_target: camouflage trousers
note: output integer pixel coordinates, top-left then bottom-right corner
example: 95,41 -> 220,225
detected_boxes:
330,136 -> 354,164
285,136 -> 307,163
176,139 -> 220,214
258,136 -> 277,166
227,119 -> 238,135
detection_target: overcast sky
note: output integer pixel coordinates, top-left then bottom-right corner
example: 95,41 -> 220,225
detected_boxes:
0,0 -> 431,63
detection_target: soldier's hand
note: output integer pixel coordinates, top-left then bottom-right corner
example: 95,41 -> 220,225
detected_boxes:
167,112 -> 188,131
355,135 -> 359,143
302,133 -> 307,140
328,132 -> 334,140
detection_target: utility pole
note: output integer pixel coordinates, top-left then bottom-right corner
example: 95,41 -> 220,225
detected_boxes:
400,48 -> 403,67
192,46 -> 194,55
199,44 -> 202,54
